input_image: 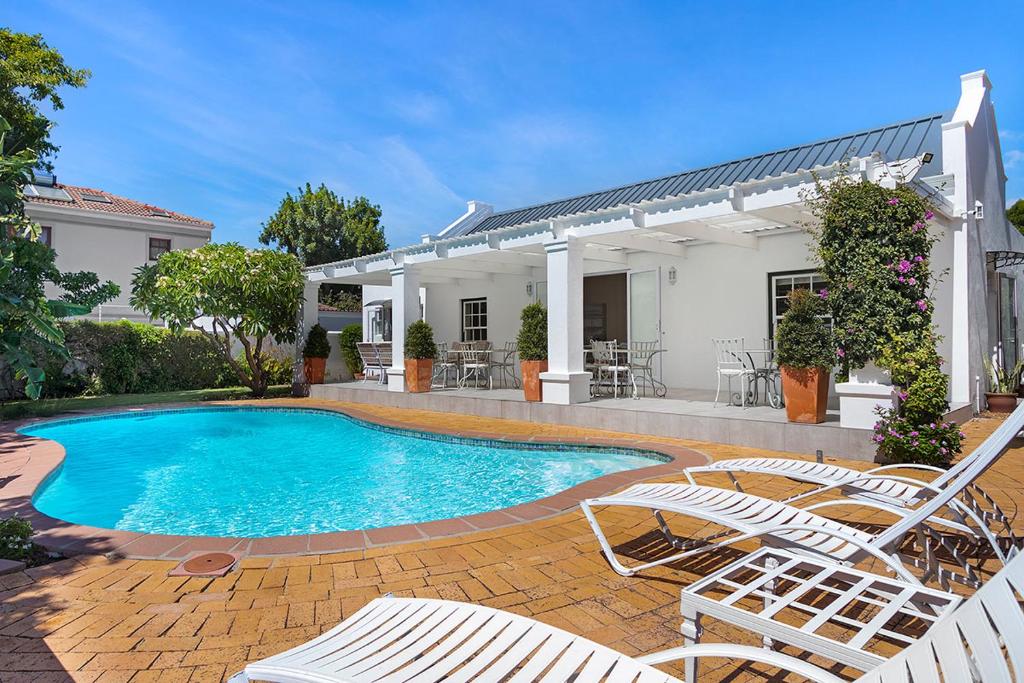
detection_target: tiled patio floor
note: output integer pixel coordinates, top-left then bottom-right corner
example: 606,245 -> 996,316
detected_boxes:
0,400 -> 1019,682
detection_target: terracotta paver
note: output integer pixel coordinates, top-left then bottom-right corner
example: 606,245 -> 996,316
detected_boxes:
0,400 -> 1019,681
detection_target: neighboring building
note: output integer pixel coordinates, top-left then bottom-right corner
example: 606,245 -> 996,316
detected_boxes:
302,70 -> 1020,426
23,174 -> 214,322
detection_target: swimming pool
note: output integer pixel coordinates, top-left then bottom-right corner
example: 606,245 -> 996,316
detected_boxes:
20,407 -> 664,537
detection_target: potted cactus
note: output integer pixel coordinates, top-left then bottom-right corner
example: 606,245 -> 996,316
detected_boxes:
302,324 -> 331,384
775,289 -> 834,423
403,320 -> 437,393
517,303 -> 548,402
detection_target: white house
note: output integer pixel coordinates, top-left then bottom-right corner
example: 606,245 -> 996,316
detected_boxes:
24,174 -> 214,322
302,71 -> 1022,435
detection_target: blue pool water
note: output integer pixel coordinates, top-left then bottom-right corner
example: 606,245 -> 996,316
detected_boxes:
20,408 -> 661,537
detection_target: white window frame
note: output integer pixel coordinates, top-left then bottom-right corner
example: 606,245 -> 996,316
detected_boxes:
461,297 -> 488,342
39,225 -> 53,248
768,270 -> 831,339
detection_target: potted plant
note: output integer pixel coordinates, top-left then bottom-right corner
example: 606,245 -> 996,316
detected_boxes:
984,358 -> 1022,413
517,303 -> 548,402
302,323 -> 331,384
339,323 -> 364,380
775,289 -> 834,424
403,320 -> 437,393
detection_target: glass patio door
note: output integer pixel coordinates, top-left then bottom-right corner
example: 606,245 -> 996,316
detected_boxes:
627,268 -> 662,380
998,274 -> 1018,370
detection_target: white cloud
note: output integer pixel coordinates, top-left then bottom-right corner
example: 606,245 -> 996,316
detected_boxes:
1006,150 -> 1024,169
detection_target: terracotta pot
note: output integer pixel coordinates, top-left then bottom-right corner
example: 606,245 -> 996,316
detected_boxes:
521,360 -> 548,402
404,358 -> 433,393
986,392 -> 1018,414
303,356 -> 326,384
780,366 -> 829,424
354,372 -> 365,381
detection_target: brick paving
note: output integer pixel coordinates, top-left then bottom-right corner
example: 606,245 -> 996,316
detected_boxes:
0,400 -> 1019,682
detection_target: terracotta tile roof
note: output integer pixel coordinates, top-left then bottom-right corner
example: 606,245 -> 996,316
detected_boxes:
24,182 -> 214,228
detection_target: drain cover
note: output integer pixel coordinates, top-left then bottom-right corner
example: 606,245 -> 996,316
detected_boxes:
182,552 -> 235,574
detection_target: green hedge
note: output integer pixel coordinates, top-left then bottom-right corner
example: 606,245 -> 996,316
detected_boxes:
37,320 -> 236,398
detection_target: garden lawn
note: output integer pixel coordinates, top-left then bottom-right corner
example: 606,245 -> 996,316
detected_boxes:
0,385 -> 291,421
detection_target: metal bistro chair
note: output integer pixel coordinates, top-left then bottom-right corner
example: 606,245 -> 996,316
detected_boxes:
712,337 -> 755,406
490,341 -> 519,389
373,342 -> 392,385
592,340 -> 636,399
458,340 -> 492,389
356,342 -> 382,383
630,340 -> 667,397
431,342 -> 458,389
755,337 -> 783,408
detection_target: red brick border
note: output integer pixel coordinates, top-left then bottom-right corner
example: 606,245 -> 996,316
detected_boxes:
0,401 -> 707,560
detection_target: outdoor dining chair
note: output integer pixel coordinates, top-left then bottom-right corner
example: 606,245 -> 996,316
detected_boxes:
430,341 -> 458,388
591,339 -> 635,399
712,337 -> 755,406
490,340 -> 519,389
458,340 -> 492,389
630,340 -> 666,397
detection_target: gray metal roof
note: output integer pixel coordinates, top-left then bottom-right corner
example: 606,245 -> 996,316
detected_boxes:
467,111 -> 949,235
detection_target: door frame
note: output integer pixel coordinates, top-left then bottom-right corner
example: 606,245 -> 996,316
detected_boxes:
627,267 -> 663,381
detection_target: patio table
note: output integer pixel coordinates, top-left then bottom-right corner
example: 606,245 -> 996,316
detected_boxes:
584,347 -> 668,399
445,347 -> 514,389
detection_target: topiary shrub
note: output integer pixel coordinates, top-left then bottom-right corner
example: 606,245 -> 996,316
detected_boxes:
339,323 -> 363,374
404,320 -> 437,360
517,303 -> 547,361
775,289 -> 834,369
0,516 -> 33,561
302,324 -> 331,359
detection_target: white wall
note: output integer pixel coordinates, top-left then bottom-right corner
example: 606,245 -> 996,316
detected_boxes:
26,207 -> 211,320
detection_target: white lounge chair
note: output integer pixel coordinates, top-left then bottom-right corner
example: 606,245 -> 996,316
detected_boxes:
581,402 -> 1024,588
230,544 -> 1024,682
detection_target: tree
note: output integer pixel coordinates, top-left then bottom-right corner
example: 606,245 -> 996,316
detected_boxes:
1009,199 -> 1024,235
0,116 -> 91,399
130,243 -> 305,397
0,29 -> 90,169
259,184 -> 387,308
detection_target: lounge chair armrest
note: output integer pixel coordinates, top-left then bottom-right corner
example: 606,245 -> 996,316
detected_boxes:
866,463 -> 945,476
636,643 -> 846,683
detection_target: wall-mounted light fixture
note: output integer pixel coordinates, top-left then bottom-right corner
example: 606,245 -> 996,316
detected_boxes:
668,266 -> 677,285
526,281 -> 534,297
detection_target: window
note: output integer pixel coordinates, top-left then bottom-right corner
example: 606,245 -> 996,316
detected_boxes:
149,237 -> 171,261
461,298 -> 488,342
768,270 -> 831,338
39,226 -> 52,247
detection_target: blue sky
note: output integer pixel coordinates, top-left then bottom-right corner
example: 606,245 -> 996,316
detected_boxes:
6,1 -> 1024,248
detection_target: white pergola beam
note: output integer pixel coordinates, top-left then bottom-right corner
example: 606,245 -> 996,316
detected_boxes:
585,232 -> 686,256
652,220 -> 758,249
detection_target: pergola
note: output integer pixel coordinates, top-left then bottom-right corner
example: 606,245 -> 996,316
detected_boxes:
303,155 -> 954,404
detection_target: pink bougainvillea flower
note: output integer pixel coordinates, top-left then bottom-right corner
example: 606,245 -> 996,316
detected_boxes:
898,276 -> 906,283
916,299 -> 928,311
818,288 -> 829,299
914,255 -> 924,262
888,197 -> 900,205
836,347 -> 845,358
925,210 -> 934,220
897,259 -> 913,273
908,277 -> 917,285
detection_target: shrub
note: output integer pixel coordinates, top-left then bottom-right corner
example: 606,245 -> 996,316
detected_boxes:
302,324 -> 331,359
0,516 -> 33,561
808,176 -> 937,378
871,411 -> 965,467
236,346 -> 294,386
517,303 -> 547,361
404,320 -> 437,360
339,324 -> 363,374
774,289 -> 834,369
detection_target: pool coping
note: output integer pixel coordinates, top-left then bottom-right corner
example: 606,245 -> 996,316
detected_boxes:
0,400 -> 708,560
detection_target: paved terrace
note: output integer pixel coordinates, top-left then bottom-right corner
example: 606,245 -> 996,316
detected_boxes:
0,400 -> 1018,682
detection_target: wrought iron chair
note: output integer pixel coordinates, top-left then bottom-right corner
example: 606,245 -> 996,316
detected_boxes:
458,340 -> 492,389
629,340 -> 666,397
489,341 -> 519,389
712,337 -> 755,406
591,340 -> 636,399
431,342 -> 458,389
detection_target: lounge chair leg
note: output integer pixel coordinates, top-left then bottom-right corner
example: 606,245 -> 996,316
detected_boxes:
681,602 -> 703,683
762,555 -> 778,649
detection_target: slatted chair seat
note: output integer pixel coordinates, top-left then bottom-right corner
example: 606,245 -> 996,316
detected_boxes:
582,403 -> 1024,589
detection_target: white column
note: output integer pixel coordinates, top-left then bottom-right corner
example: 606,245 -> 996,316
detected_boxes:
949,218 -> 971,405
386,264 -> 420,392
541,237 -> 590,404
292,279 -> 320,396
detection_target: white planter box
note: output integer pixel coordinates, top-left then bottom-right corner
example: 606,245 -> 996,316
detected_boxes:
835,362 -> 896,429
